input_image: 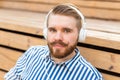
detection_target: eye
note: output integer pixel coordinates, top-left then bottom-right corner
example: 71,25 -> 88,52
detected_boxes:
48,28 -> 56,32
63,28 -> 72,33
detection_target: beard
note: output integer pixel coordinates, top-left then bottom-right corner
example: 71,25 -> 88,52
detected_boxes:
48,40 -> 78,59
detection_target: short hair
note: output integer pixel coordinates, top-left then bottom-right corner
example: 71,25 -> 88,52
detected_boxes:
50,4 -> 82,30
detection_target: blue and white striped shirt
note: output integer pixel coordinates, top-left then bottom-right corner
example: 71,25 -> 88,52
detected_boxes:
4,45 -> 103,80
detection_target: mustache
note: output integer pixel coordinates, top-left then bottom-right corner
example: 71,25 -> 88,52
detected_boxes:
50,41 -> 68,46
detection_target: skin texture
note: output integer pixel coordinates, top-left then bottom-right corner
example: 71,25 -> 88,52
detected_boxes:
47,14 -> 79,63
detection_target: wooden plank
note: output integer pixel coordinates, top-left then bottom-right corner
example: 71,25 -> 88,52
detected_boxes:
0,22 -> 43,36
85,30 -> 120,50
0,9 -> 119,34
87,30 -> 120,42
102,73 -> 120,80
0,1 -> 54,12
42,0 -> 120,10
86,19 -> 120,34
0,31 -> 47,50
0,47 -> 22,71
79,47 -> 120,74
77,6 -> 120,20
3,0 -> 120,9
0,1 -> 119,20
0,9 -> 45,29
0,1 -> 120,80
1,19 -> 120,39
0,70 -> 5,80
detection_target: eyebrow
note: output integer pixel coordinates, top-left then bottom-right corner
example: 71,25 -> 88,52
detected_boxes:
62,27 -> 72,30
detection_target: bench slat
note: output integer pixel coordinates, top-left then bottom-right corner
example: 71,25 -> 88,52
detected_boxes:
79,47 -> 120,74
1,0 -> 120,9
0,1 -> 120,20
0,47 -> 22,71
0,21 -> 43,35
0,0 -> 120,79
102,73 -> 120,80
86,31 -> 120,49
0,31 -> 47,50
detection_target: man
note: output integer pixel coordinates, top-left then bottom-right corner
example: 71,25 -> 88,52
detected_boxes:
4,4 -> 103,80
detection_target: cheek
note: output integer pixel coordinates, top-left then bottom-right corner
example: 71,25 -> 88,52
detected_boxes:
47,32 -> 53,41
47,36 -> 52,43
66,34 -> 78,44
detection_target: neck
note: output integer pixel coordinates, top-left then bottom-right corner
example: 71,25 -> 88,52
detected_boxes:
51,50 -> 76,64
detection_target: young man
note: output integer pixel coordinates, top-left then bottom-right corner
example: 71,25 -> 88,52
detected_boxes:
4,4 -> 103,80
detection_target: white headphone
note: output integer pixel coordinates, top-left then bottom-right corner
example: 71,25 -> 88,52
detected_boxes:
43,4 -> 86,42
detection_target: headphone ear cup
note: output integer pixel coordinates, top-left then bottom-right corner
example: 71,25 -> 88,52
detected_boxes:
43,9 -> 53,39
43,28 -> 47,39
79,27 -> 86,42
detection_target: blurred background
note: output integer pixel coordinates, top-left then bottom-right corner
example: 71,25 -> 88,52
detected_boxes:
0,0 -> 120,80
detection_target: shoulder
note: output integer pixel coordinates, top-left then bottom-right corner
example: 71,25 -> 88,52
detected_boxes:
26,45 -> 48,53
23,45 -> 49,58
28,45 -> 48,50
77,55 -> 103,79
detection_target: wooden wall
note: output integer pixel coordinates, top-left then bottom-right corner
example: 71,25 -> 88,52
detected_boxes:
0,0 -> 120,80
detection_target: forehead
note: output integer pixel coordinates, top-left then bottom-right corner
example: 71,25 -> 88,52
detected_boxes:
48,14 -> 77,29
48,14 -> 77,28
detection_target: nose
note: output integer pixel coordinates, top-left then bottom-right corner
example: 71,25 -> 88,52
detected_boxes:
54,32 -> 63,41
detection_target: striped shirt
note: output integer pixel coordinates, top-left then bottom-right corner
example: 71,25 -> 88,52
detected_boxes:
4,45 -> 103,80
